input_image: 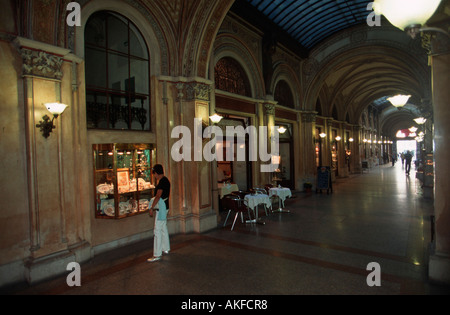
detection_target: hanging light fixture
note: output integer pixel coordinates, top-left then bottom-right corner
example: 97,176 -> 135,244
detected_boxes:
388,95 -> 411,109
373,0 -> 445,39
414,117 -> 427,125
409,126 -> 419,133
319,133 -> 327,139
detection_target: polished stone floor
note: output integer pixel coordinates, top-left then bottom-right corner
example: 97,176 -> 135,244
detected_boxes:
7,163 -> 450,295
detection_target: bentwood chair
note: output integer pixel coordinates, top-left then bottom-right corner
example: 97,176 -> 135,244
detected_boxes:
222,195 -> 250,231
264,184 -> 280,212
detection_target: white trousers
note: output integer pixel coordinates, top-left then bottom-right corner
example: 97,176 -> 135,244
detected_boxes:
153,210 -> 170,257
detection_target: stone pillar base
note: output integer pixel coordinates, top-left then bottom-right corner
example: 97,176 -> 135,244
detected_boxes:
429,253 -> 450,286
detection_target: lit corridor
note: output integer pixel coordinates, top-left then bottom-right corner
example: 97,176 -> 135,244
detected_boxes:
9,163 -> 450,295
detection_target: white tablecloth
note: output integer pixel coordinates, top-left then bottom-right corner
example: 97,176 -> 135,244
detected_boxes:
244,194 -> 272,211
218,183 -> 239,198
269,187 -> 292,202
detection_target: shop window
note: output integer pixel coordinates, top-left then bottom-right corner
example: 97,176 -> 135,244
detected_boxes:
85,11 -> 151,131
93,144 -> 155,219
215,57 -> 251,97
274,80 -> 294,108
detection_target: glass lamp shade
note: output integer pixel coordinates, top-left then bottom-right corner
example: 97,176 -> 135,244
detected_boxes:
414,117 -> 427,125
387,95 -> 411,108
277,126 -> 287,134
319,133 -> 327,138
373,0 -> 442,31
271,155 -> 281,165
45,103 -> 68,116
209,113 -> 223,124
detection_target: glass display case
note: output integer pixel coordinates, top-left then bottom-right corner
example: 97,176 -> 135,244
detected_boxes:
93,143 -> 155,219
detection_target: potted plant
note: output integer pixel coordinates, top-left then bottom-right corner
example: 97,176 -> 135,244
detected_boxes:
303,182 -> 312,193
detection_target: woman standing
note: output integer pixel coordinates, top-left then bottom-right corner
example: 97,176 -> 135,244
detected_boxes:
147,164 -> 171,262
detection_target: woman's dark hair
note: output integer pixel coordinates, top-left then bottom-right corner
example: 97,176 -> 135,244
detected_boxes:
152,164 -> 164,175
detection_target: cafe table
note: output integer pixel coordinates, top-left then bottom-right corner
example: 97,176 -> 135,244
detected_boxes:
244,193 -> 272,225
218,183 -> 239,198
269,187 -> 292,213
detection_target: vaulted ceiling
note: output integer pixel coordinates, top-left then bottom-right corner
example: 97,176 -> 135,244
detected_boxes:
232,0 -> 449,138
245,0 -> 371,50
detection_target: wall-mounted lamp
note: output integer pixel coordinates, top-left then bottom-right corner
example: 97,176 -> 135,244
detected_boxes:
319,133 -> 327,139
209,113 -> 223,124
36,103 -> 69,138
349,138 -> 354,142
277,126 -> 287,134
335,136 -> 342,141
373,0 -> 447,39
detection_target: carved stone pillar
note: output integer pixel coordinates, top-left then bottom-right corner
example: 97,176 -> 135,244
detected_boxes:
263,101 -> 277,185
300,111 -> 317,186
429,45 -> 450,285
352,125 -> 362,173
14,38 -> 90,284
170,79 -> 216,233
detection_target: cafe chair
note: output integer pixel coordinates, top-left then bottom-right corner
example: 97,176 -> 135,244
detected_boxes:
264,184 -> 280,213
222,195 -> 250,231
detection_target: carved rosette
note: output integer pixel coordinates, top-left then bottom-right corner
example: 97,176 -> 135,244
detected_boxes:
20,48 -> 63,80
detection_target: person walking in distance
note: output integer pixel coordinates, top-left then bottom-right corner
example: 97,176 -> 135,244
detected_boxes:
147,164 -> 171,262
404,151 -> 413,176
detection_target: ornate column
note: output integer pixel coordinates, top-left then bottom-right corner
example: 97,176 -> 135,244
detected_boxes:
169,79 -> 217,233
263,100 -> 277,186
428,33 -> 450,285
300,111 -> 317,186
14,37 -> 90,283
352,125 -> 362,173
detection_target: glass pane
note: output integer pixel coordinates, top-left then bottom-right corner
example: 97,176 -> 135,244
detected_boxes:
130,98 -> 150,131
94,145 -> 115,218
130,58 -> 149,94
85,47 -> 107,88
86,92 -> 108,129
129,23 -> 148,59
108,52 -> 129,91
85,12 -> 106,47
109,91 -> 129,130
107,14 -> 128,54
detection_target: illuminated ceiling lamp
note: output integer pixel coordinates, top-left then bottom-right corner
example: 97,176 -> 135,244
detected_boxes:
387,95 -> 411,109
373,0 -> 446,39
409,126 -> 419,133
414,117 -> 427,125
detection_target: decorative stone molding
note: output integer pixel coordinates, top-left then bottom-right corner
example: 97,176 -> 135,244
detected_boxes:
20,49 -> 64,80
264,103 -> 276,115
301,111 -> 317,123
186,83 -> 211,101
